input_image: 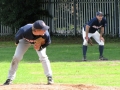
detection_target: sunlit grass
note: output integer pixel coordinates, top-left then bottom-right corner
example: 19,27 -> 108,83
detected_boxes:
0,61 -> 120,87
0,41 -> 120,87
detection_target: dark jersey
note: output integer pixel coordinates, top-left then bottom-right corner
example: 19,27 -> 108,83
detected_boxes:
84,17 -> 107,33
15,24 -> 51,48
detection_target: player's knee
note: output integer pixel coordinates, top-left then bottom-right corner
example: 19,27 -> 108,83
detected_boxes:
39,56 -> 48,61
13,55 -> 23,61
83,40 -> 88,46
11,56 -> 22,66
98,41 -> 104,45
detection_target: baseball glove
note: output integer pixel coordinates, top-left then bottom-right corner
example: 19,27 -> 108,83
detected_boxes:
88,38 -> 93,46
34,37 -> 45,50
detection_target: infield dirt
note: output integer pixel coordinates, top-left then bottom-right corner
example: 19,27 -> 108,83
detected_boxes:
0,84 -> 120,90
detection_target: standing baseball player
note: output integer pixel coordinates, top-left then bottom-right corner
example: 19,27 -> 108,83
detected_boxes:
82,11 -> 108,61
3,20 -> 53,85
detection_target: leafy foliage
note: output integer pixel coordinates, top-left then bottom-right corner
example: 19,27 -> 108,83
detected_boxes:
0,0 -> 52,29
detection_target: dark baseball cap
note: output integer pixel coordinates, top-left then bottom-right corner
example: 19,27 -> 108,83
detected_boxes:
33,20 -> 49,30
96,11 -> 103,16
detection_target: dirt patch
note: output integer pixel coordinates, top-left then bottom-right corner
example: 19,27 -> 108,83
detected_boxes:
0,84 -> 120,90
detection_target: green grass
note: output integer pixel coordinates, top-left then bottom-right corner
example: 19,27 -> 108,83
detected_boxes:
0,41 -> 120,87
1,61 -> 120,86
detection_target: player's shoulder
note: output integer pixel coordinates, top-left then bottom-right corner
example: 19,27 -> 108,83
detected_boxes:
20,24 -> 33,30
102,17 -> 107,21
44,30 -> 50,36
87,17 -> 97,24
91,17 -> 97,20
24,24 -> 33,27
101,18 -> 107,24
89,17 -> 98,22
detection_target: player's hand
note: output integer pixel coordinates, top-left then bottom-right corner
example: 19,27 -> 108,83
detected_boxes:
85,36 -> 89,41
34,43 -> 41,50
33,37 -> 45,51
100,36 -> 104,42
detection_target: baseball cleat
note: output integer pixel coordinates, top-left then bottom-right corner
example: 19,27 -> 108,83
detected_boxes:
3,79 -> 12,85
82,56 -> 87,61
99,56 -> 108,60
47,76 -> 53,85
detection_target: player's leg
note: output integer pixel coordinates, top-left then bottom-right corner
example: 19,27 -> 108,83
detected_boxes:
3,39 -> 31,85
92,31 -> 108,60
82,28 -> 92,61
36,48 -> 53,84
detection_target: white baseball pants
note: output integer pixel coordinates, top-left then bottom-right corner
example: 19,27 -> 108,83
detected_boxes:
82,28 -> 104,46
7,39 -> 52,80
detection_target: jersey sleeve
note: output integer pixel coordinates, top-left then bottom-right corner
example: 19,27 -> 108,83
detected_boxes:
15,28 -> 24,44
102,18 -> 107,27
41,30 -> 51,49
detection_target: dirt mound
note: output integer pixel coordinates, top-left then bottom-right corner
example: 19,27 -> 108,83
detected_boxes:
0,84 -> 120,90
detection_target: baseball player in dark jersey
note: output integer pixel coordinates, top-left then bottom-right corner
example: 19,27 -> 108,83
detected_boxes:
3,20 -> 53,85
82,11 -> 108,61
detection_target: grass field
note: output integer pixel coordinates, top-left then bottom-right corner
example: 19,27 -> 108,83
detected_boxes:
0,40 -> 120,87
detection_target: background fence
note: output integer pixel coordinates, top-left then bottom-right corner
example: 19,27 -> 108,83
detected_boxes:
0,0 -> 120,37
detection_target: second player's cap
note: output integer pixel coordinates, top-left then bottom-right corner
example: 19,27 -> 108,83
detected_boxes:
33,20 -> 49,30
96,11 -> 103,16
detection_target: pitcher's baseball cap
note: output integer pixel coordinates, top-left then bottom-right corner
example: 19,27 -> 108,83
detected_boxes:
96,11 -> 103,16
33,20 -> 49,30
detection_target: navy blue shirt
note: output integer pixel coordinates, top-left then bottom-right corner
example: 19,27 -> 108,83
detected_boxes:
15,24 -> 51,48
84,17 -> 107,33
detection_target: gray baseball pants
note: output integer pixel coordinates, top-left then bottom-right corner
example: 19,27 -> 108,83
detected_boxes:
7,39 -> 52,80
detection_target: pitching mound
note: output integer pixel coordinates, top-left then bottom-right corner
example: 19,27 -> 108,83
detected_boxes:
0,84 -> 120,90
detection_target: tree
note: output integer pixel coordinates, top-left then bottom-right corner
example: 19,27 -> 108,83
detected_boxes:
0,0 -> 52,29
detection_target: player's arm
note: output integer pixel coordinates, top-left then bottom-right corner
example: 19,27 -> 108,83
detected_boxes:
100,27 -> 104,37
41,32 -> 51,49
34,31 -> 51,51
85,25 -> 90,41
15,28 -> 24,44
99,27 -> 105,41
38,31 -> 51,51
85,18 -> 95,40
100,18 -> 107,41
